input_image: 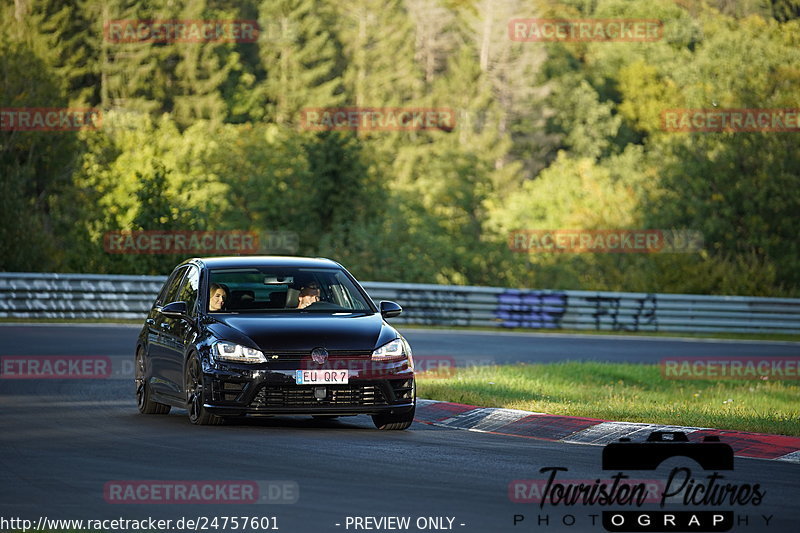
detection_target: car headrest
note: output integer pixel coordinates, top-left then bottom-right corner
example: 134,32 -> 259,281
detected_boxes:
269,291 -> 287,307
231,290 -> 255,304
285,288 -> 299,309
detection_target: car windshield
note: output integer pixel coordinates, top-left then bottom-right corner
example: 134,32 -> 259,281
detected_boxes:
208,267 -> 373,314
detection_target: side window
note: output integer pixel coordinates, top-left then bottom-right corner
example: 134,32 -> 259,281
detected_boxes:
178,266 -> 200,316
162,267 -> 187,304
157,269 -> 180,305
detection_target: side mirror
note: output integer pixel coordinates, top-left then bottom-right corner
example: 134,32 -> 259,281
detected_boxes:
159,301 -> 189,320
380,301 -> 402,319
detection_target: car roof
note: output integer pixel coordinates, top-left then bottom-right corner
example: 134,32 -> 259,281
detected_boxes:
184,256 -> 343,270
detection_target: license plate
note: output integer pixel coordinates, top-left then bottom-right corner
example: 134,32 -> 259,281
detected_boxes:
295,369 -> 349,384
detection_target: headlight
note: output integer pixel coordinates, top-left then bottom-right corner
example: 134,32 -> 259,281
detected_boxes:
371,338 -> 412,365
212,341 -> 266,363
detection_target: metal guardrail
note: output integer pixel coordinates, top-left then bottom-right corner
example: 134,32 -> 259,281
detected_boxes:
1,272 -> 799,334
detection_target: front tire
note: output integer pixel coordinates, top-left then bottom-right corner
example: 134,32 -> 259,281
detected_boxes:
185,354 -> 223,426
372,406 -> 415,430
135,348 -> 170,415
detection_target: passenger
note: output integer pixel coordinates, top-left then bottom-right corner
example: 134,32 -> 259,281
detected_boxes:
209,283 -> 227,312
296,283 -> 320,309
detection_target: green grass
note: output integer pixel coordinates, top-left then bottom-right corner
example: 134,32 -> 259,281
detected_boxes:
417,361 -> 800,436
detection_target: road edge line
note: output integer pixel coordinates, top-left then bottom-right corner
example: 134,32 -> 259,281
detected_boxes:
414,399 -> 800,463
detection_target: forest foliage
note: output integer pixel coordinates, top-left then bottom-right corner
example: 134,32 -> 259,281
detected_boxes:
2,0 -> 799,296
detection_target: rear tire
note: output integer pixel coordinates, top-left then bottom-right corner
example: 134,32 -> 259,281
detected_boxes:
372,406 -> 415,430
136,348 -> 170,415
185,354 -> 224,426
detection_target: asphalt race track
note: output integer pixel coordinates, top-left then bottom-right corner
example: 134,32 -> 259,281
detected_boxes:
3,324 -> 800,363
1,324 -> 798,533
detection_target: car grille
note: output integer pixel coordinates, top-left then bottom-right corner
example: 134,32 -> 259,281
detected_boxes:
211,380 -> 249,402
250,384 -> 388,408
391,379 -> 414,401
262,350 -> 373,361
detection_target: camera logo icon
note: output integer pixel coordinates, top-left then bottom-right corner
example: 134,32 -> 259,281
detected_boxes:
603,431 -> 734,471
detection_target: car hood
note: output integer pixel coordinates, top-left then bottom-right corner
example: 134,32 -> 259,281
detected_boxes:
206,313 -> 398,352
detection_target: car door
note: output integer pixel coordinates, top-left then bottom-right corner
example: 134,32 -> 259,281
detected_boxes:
161,265 -> 200,399
149,266 -> 188,397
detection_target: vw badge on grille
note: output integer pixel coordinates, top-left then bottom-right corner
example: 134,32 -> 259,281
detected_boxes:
311,347 -> 328,365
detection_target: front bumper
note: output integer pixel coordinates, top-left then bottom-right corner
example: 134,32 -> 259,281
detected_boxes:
200,359 -> 415,417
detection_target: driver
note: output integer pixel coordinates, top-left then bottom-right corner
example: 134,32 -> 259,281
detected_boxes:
296,283 -> 320,309
209,283 -> 227,312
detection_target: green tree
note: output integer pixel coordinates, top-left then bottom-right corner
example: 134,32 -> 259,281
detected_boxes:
640,12 -> 800,292
8,0 -> 102,107
334,0 -> 424,106
0,33 -> 81,271
254,0 -> 344,125
170,0 -> 242,126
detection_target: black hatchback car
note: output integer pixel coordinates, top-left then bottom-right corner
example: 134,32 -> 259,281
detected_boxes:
135,256 -> 415,429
